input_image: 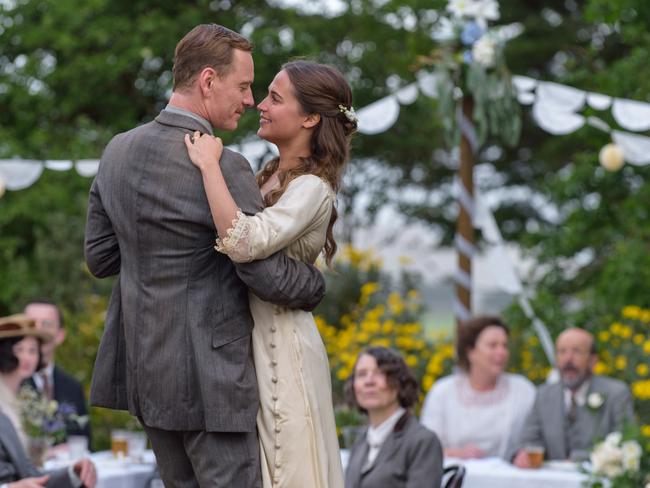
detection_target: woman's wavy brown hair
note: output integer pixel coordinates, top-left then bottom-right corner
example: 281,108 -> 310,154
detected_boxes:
256,60 -> 356,266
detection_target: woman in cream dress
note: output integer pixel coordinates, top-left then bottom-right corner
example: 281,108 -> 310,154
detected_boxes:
186,61 -> 356,488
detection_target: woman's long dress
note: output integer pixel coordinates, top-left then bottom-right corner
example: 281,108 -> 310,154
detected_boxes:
216,174 -> 344,488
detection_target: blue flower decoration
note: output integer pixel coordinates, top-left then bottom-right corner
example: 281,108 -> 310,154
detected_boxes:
461,21 -> 485,46
463,50 -> 473,65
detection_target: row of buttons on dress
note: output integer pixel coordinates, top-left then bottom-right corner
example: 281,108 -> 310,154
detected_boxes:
270,305 -> 283,485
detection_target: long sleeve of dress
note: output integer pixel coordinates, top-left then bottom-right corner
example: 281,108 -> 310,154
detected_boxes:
216,175 -> 334,263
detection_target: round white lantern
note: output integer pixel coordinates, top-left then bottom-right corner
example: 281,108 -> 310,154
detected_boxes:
599,143 -> 625,171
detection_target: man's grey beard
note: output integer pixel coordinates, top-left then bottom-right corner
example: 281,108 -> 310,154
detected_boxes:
561,369 -> 592,390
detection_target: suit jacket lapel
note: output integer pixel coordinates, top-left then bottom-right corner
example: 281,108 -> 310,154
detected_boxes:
546,383 -> 567,459
0,413 -> 39,480
347,434 -> 369,487
361,413 -> 408,476
585,377 -> 606,437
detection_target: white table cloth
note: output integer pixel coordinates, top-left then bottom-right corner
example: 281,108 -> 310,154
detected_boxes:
448,457 -> 589,488
340,450 -> 589,488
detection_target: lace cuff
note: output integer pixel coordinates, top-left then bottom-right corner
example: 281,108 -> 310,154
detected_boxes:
214,210 -> 254,262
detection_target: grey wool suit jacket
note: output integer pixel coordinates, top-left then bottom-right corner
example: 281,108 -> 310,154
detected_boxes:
0,412 -> 74,487
84,109 -> 325,433
345,413 -> 443,488
513,375 -> 635,461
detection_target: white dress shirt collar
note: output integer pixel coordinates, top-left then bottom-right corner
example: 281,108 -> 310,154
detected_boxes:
365,407 -> 406,468
32,363 -> 54,391
165,104 -> 213,133
563,378 -> 591,409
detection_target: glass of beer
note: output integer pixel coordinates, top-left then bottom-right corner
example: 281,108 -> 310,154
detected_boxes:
111,430 -> 129,458
525,445 -> 545,468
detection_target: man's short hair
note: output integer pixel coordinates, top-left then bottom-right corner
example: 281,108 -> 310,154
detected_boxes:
173,24 -> 253,91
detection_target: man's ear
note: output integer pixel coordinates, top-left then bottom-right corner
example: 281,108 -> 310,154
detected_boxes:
589,353 -> 598,370
55,328 -> 66,347
198,67 -> 218,96
302,113 -> 321,129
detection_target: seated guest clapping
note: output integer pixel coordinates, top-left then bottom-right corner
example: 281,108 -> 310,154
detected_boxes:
420,316 -> 536,459
512,328 -> 635,466
344,347 -> 443,488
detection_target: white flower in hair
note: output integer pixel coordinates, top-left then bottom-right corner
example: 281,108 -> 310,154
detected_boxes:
338,104 -> 358,123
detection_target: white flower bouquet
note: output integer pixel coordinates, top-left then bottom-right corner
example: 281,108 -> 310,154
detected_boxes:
587,427 -> 650,488
17,385 -> 88,444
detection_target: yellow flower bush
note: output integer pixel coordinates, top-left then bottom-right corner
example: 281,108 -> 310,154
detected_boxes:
315,246 -> 454,411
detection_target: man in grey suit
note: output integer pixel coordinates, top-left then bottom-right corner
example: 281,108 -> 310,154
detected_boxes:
512,328 -> 635,466
0,412 -> 96,488
84,24 -> 325,487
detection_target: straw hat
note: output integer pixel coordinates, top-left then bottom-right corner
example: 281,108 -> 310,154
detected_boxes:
0,314 -> 54,342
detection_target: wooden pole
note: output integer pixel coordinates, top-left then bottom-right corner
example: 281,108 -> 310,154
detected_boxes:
455,96 -> 475,329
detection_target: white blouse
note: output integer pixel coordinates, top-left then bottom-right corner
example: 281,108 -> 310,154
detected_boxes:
420,373 -> 536,458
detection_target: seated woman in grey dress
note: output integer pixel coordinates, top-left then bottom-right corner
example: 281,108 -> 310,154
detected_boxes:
344,347 -> 443,488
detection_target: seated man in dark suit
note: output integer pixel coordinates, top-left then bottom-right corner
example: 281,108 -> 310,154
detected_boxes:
24,301 -> 91,443
0,411 -> 96,488
512,328 -> 635,466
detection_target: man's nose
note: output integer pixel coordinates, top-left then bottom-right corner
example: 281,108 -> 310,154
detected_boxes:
244,89 -> 254,107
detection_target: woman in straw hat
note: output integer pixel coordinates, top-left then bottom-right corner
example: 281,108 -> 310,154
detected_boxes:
0,313 -> 97,487
0,313 -> 53,448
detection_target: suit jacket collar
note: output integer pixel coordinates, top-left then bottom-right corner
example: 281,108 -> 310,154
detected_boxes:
360,412 -> 411,476
0,412 -> 33,480
155,108 -> 212,134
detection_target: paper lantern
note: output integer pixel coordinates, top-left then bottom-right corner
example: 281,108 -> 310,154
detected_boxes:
599,143 -> 625,171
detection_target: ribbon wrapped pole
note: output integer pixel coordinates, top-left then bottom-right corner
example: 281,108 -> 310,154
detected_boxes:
454,96 -> 478,327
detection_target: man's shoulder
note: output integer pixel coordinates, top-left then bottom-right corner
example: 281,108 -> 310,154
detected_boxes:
220,147 -> 251,168
535,379 -> 562,397
104,120 -> 157,151
592,375 -> 630,396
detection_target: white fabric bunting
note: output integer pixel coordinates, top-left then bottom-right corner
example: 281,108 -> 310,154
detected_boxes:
45,160 -> 74,171
75,160 -> 100,177
357,95 -> 401,135
0,160 -> 44,190
612,98 -> 650,132
612,130 -> 650,165
3,71 -> 650,191
395,83 -> 419,105
586,92 -> 612,111
532,102 -> 585,135
536,81 -> 586,112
